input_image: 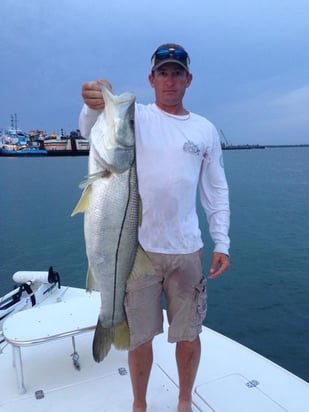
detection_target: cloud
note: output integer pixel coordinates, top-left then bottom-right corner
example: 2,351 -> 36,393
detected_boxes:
265,85 -> 309,140
216,84 -> 309,144
270,85 -> 309,115
1,0 -> 309,144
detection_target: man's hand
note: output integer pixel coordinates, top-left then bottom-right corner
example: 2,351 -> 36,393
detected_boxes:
81,79 -> 112,110
208,252 -> 230,279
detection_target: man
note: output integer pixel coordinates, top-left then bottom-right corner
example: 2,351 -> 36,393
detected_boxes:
79,43 -> 230,412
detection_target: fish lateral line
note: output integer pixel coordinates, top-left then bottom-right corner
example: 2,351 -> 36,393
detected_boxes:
111,168 -> 135,323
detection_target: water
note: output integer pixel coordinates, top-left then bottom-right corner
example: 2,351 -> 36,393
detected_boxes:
0,148 -> 308,382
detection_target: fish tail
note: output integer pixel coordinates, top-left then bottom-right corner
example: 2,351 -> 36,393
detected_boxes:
92,319 -> 130,362
92,319 -> 113,362
113,321 -> 130,350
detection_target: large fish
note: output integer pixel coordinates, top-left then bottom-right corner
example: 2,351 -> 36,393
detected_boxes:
72,84 -> 153,362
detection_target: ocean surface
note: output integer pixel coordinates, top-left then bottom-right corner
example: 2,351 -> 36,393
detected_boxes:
0,147 -> 308,382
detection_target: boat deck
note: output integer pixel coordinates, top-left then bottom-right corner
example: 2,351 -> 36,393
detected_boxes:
1,286 -> 308,411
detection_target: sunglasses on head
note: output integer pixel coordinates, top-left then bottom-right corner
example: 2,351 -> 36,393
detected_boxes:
153,48 -> 189,63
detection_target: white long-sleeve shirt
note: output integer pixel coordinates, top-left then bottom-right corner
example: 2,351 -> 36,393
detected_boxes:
79,103 -> 230,255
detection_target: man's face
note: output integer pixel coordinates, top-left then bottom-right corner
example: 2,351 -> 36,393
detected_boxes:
148,63 -> 192,110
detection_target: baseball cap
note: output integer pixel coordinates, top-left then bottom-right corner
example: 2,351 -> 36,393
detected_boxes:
151,43 -> 190,72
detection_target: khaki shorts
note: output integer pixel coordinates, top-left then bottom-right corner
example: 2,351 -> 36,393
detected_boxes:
124,249 -> 207,351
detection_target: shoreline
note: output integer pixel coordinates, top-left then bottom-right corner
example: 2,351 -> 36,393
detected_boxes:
0,144 -> 308,157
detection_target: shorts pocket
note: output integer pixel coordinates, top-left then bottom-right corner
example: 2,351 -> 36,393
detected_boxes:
195,277 -> 207,324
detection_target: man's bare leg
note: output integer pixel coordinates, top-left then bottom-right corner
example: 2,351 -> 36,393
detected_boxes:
176,336 -> 201,412
128,340 -> 153,412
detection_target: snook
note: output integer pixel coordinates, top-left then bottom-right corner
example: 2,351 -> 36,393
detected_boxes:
72,85 -> 152,362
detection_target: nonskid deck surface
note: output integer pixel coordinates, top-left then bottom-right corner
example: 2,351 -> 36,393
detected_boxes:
1,332 -> 203,412
1,285 -> 309,411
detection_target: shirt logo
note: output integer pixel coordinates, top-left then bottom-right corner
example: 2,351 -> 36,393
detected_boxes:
183,140 -> 201,156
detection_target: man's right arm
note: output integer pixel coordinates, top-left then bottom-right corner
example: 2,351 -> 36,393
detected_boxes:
79,80 -> 112,138
79,104 -> 100,139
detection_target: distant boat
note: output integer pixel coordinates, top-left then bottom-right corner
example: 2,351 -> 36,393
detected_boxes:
0,115 -> 47,156
0,140 -> 90,157
43,139 -> 71,151
0,115 -> 89,157
0,132 -> 89,157
42,137 -> 89,156
0,143 -> 48,156
43,137 -> 90,153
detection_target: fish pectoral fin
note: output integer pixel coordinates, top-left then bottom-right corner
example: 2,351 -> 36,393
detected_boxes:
92,319 -> 113,362
127,245 -> 156,284
113,321 -> 130,350
71,185 -> 92,216
80,170 -> 111,189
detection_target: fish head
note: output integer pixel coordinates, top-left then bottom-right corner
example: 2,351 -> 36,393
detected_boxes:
91,85 -> 136,174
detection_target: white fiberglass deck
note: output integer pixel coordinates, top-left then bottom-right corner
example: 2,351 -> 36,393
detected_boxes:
1,285 -> 309,411
2,292 -> 100,394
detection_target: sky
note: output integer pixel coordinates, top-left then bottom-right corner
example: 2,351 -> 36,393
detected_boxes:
1,0 -> 309,145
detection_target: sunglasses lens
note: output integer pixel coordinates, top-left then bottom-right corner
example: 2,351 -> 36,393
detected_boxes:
155,49 -> 170,59
155,48 -> 188,61
173,50 -> 188,60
